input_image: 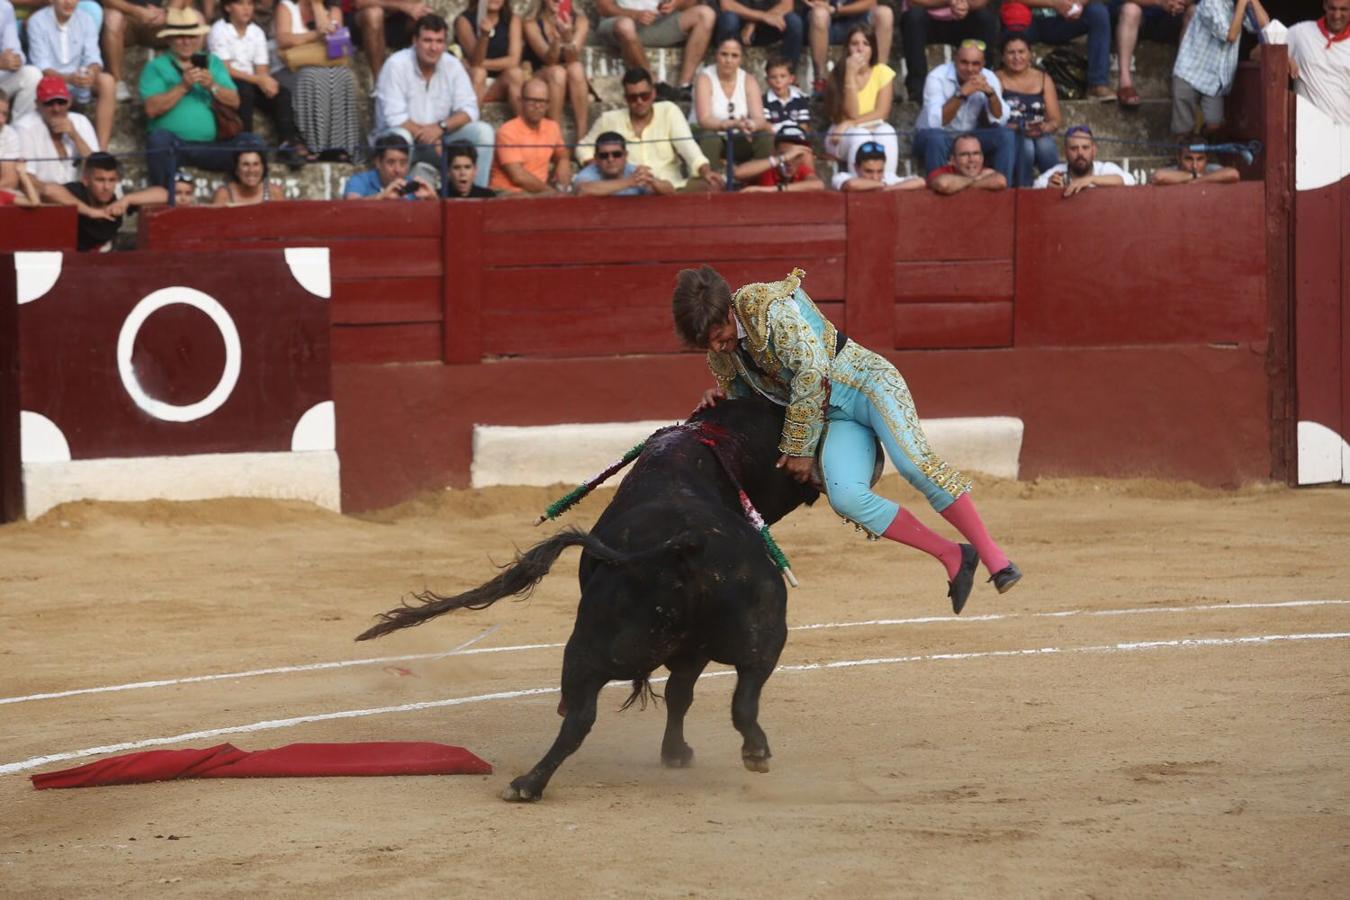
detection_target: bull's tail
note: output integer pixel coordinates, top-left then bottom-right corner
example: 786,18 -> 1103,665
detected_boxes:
355,527 -> 625,642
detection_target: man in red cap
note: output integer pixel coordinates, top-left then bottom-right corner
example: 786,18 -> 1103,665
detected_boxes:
16,73 -> 100,186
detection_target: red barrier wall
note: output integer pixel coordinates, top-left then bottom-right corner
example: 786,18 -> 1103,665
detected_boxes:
139,166 -> 1284,511
0,207 -> 78,252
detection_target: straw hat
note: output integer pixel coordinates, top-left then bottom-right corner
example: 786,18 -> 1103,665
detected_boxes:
157,8 -> 210,39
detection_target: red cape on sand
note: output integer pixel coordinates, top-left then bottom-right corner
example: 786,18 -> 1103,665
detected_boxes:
31,742 -> 493,790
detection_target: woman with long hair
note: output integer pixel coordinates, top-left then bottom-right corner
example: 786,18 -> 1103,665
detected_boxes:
211,147 -> 284,205
689,36 -> 773,177
455,0 -> 526,117
824,26 -> 898,176
522,0 -> 590,133
997,34 -> 1061,187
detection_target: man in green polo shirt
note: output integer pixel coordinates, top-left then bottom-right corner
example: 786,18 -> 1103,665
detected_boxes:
140,8 -> 257,189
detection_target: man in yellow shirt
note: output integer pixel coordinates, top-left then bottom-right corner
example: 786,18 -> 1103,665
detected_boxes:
576,66 -> 724,191
490,77 -> 572,194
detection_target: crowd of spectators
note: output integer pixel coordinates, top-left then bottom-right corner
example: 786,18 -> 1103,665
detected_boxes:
0,0 -> 1345,231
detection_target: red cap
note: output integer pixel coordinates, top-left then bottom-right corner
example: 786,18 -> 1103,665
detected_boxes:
36,75 -> 71,104
1000,3 -> 1032,31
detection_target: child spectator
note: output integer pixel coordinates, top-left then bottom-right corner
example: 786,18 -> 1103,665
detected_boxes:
174,169 -> 197,205
573,130 -> 675,195
690,36 -> 774,174
211,0 -> 308,163
446,140 -> 496,197
1171,0 -> 1270,138
806,0 -> 893,97
456,0 -> 526,118
522,0 -> 591,133
211,147 -> 285,204
0,0 -> 42,120
276,0 -> 362,161
44,151 -> 167,251
490,76 -> 571,193
735,124 -> 825,191
25,0 -> 115,150
834,139 -> 926,190
825,26 -> 898,175
762,55 -> 811,134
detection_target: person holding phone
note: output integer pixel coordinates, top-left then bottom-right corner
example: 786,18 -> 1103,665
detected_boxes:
139,8 -> 258,189
522,0 -> 591,133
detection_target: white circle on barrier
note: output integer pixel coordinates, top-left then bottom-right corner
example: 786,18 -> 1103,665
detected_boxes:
116,287 -> 242,423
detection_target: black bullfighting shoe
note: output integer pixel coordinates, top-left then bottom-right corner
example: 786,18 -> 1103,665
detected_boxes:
989,562 -> 1023,594
948,544 -> 979,615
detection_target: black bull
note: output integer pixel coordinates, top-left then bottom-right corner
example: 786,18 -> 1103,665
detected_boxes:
356,399 -> 820,801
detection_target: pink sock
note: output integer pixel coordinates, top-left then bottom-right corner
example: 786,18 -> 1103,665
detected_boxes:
883,508 -> 965,580
939,493 -> 1010,576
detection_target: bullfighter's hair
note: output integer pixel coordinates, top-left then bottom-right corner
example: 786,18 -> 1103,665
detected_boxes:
672,265 -> 733,348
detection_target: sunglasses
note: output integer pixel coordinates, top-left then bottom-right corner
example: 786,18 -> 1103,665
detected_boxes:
858,141 -> 885,155
623,89 -> 654,103
1065,125 -> 1094,139
595,150 -> 626,160
959,39 -> 987,51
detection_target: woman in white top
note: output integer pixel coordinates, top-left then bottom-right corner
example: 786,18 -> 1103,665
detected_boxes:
275,0 -> 361,161
690,37 -> 773,177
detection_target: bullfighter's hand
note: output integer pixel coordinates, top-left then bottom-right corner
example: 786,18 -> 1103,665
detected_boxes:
695,387 -> 726,412
776,454 -> 816,484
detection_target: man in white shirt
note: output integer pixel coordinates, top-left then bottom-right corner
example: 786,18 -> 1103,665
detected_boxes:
912,39 -> 1014,182
25,0 -> 115,150
1286,0 -> 1350,125
1033,124 -> 1136,195
17,74 -> 99,186
0,0 -> 42,121
372,13 -> 494,186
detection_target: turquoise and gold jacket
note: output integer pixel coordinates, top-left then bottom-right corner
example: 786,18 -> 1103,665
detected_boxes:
707,268 -> 840,458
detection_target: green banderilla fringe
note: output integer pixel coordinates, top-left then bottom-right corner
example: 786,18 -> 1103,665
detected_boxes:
534,441 -> 647,525
759,526 -> 798,587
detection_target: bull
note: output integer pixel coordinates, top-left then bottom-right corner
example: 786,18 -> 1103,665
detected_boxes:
356,398 -> 819,801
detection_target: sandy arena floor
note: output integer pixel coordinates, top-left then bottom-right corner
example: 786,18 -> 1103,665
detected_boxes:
1,476 -> 1347,898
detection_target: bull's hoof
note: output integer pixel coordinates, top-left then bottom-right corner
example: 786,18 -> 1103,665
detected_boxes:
662,746 -> 695,768
501,779 -> 541,802
742,752 -> 771,774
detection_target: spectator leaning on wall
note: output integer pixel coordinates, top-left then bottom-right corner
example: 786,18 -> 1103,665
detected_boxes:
445,140 -> 496,198
573,130 -> 676,195
1033,124 -> 1136,194
343,131 -> 437,199
1149,138 -> 1240,184
43,151 -> 167,252
927,130 -> 1009,193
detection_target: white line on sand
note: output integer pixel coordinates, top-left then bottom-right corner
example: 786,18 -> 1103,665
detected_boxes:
2,630 -> 1347,777
3,599 -> 1347,708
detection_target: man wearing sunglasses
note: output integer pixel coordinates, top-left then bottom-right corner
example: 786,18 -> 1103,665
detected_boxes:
16,74 -> 99,187
577,66 -> 724,191
1033,124 -> 1135,194
912,38 -> 1015,182
574,131 -> 675,195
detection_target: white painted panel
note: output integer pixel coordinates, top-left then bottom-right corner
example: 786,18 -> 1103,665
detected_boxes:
1296,420 -> 1347,485
471,417 -> 1023,488
23,450 -> 341,519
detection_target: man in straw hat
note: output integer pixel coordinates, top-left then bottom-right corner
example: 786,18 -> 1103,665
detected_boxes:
139,7 -> 258,189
